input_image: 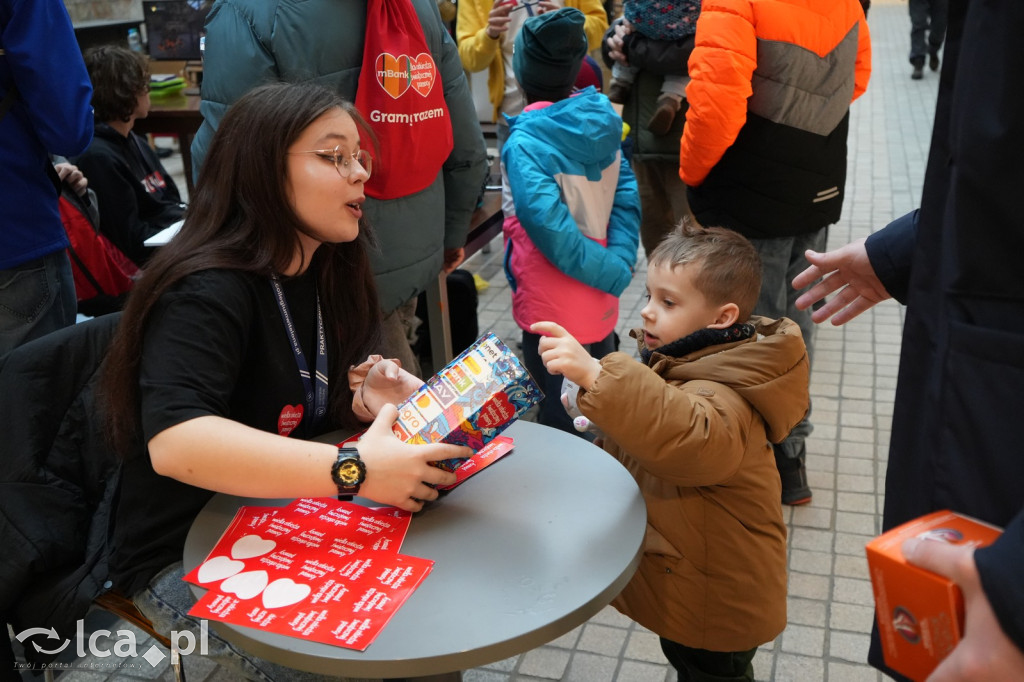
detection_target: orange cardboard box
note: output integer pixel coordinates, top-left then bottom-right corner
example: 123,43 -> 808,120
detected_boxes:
865,510 -> 1003,681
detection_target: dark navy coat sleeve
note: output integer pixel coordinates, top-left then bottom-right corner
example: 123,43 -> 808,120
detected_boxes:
975,509 -> 1024,652
865,209 -> 917,304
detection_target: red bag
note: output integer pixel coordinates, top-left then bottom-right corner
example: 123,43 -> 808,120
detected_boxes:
355,0 -> 454,199
58,193 -> 139,304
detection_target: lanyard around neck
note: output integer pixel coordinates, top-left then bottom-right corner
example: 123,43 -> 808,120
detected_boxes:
270,275 -> 328,430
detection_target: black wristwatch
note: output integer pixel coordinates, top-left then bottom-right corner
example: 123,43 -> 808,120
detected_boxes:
331,446 -> 366,496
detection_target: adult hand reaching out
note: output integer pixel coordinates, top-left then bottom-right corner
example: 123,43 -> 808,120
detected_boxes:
901,537 -> 1024,681
792,238 -> 892,326
531,321 -> 601,391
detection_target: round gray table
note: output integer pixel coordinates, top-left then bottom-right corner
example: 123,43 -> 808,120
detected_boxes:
183,420 -> 646,679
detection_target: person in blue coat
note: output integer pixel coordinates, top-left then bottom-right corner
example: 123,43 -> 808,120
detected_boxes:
793,2 -> 1024,678
0,0 -> 93,356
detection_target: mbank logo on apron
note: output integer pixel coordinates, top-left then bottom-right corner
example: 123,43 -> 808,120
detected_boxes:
356,0 -> 453,199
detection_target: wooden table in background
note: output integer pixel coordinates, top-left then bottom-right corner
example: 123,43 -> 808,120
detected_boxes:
134,92 -> 203,196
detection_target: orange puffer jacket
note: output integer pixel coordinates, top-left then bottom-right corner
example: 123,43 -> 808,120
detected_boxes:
680,0 -> 871,238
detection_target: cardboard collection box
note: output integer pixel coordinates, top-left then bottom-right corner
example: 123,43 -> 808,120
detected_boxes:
865,510 -> 1003,681
390,333 -> 543,471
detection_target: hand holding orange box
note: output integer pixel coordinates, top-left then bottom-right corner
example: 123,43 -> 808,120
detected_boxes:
865,510 -> 1003,681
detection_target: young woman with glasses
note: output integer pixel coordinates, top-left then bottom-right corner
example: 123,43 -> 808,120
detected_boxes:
100,81 -> 466,680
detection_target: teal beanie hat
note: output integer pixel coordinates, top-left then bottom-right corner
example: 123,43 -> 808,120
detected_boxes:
513,7 -> 588,102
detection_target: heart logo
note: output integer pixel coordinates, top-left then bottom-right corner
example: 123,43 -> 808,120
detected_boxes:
263,578 -> 312,609
221,570 -> 269,600
476,391 -> 515,430
278,404 -> 304,436
375,53 -> 411,99
197,556 -> 245,584
231,534 -> 276,560
408,53 -> 437,98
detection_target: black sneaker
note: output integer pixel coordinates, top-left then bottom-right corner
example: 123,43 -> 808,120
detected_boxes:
780,464 -> 812,506
929,53 -> 940,72
911,65 -> 924,80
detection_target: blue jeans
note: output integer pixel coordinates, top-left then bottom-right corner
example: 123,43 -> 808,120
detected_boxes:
747,228 -> 827,467
0,250 -> 77,357
133,563 -> 383,681
521,330 -> 616,440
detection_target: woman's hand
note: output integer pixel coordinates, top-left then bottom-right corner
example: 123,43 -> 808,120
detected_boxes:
361,358 -> 423,414
531,321 -> 601,391
357,404 -> 466,512
349,355 -> 423,421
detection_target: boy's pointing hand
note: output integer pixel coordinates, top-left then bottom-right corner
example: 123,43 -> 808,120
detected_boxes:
531,321 -> 602,391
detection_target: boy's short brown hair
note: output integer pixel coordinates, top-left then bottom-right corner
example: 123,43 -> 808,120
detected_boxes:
648,218 -> 762,321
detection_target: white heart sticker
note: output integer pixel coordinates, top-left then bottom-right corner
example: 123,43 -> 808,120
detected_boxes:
231,534 -> 276,560
262,578 -> 312,609
196,555 -> 245,584
221,570 -> 269,600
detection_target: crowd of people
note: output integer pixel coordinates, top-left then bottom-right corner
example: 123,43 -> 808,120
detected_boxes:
1,0 -> 1022,680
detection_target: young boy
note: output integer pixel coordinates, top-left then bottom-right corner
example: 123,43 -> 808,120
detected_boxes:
533,221 -> 809,681
502,7 -> 641,437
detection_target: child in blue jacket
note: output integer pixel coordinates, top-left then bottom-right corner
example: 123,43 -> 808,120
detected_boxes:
501,7 -> 641,436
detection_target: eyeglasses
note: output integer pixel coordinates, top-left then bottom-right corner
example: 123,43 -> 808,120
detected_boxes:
289,146 -> 372,180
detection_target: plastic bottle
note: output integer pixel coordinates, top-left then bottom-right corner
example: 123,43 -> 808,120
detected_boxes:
127,28 -> 143,53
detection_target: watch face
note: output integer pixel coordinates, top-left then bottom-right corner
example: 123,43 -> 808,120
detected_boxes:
337,459 -> 362,485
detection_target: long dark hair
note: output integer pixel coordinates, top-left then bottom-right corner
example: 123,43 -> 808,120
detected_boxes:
102,82 -> 382,456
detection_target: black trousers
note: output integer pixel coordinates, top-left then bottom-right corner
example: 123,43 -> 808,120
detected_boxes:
660,638 -> 757,682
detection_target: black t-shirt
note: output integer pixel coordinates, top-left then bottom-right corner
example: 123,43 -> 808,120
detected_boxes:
110,266 -> 340,596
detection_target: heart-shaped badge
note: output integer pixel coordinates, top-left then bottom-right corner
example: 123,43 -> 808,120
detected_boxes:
278,404 -> 304,436
197,555 -> 245,584
477,391 -> 515,430
221,570 -> 269,600
408,53 -> 437,98
262,578 -> 312,609
375,53 -> 411,100
231,534 -> 276,560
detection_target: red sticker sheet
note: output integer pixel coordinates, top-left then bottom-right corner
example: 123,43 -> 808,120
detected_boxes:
185,498 -> 430,650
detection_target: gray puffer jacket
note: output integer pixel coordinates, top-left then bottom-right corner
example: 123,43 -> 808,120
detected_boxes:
192,0 -> 488,314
